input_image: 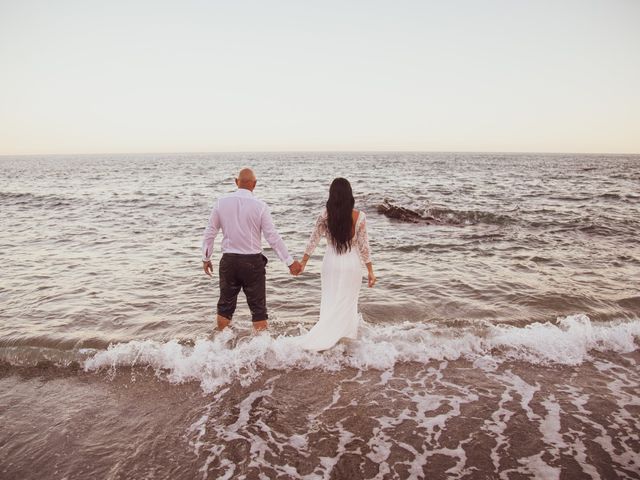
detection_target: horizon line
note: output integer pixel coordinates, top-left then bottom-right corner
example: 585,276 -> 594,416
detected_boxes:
1,149 -> 640,157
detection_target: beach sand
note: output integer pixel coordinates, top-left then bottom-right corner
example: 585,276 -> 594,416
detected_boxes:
2,347 -> 639,479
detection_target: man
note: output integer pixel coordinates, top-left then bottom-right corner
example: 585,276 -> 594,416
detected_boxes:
202,167 -> 301,331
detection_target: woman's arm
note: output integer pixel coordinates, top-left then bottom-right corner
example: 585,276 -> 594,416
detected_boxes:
356,213 -> 376,287
355,213 -> 372,263
365,261 -> 376,287
300,212 -> 327,272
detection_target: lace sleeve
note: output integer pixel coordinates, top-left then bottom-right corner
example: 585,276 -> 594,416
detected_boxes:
355,213 -> 372,264
304,212 -> 327,256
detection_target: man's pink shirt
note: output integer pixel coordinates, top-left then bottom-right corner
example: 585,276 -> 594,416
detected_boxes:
201,188 -> 293,266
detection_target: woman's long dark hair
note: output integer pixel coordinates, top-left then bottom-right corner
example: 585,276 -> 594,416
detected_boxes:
326,178 -> 355,254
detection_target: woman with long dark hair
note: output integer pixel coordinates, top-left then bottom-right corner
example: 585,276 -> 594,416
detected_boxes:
294,177 -> 376,351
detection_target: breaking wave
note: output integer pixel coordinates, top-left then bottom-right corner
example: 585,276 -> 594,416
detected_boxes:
2,315 -> 637,393
79,315 -> 639,392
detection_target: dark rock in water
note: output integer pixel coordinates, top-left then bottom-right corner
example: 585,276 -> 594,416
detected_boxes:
376,199 -> 514,226
376,200 -> 435,224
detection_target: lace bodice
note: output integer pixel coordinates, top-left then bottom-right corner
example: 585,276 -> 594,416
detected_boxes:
304,210 -> 372,264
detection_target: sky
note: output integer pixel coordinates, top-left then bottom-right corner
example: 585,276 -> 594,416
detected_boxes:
0,0 -> 639,155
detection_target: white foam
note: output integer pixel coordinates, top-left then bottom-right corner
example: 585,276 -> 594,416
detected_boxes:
562,386 -> 605,479
488,314 -> 640,365
540,395 -> 566,450
504,452 -> 561,480
482,370 -> 538,474
288,434 -> 307,450
83,314 -> 640,392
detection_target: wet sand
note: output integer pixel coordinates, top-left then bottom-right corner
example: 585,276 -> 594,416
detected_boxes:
2,350 -> 638,480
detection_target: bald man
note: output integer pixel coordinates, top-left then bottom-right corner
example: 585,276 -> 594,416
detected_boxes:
202,168 -> 301,331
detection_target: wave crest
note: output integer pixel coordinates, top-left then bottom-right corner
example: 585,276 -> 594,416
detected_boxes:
82,315 -> 640,393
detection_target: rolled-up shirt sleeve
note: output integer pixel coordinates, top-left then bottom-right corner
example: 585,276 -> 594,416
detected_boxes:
261,206 -> 294,266
201,202 -> 221,261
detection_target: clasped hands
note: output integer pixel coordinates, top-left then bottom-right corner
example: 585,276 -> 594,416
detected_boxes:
203,259 -> 305,277
206,258 -> 375,286
288,259 -> 305,276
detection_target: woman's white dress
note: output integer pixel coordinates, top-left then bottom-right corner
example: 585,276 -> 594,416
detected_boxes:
293,210 -> 372,351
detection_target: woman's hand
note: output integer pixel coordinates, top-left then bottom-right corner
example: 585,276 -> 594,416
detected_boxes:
368,271 -> 376,288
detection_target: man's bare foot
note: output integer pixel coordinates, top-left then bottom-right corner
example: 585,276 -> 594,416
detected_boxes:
253,320 -> 268,332
216,314 -> 231,331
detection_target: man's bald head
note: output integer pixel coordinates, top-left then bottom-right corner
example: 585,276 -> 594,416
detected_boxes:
236,167 -> 257,191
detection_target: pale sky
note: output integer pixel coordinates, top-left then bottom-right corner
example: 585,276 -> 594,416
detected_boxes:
1,0 -> 639,155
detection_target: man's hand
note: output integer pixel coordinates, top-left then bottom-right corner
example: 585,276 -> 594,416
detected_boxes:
203,260 -> 213,277
289,260 -> 302,276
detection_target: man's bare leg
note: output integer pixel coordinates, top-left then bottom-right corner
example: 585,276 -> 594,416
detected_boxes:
253,320 -> 268,332
217,314 -> 231,331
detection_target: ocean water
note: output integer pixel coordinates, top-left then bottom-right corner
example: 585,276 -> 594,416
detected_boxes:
1,152 -> 639,479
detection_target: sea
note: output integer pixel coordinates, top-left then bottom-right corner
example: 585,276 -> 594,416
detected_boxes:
1,152 -> 639,480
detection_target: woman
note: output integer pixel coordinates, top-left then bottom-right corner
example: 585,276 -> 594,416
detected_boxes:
294,177 -> 376,351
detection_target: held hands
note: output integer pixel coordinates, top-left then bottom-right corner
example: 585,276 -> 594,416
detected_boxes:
289,260 -> 302,276
289,255 -> 309,276
205,258 -> 303,277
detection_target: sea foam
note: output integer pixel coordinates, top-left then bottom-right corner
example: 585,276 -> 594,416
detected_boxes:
83,314 -> 640,392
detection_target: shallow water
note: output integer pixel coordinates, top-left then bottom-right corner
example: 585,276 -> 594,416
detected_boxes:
1,152 -> 639,479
